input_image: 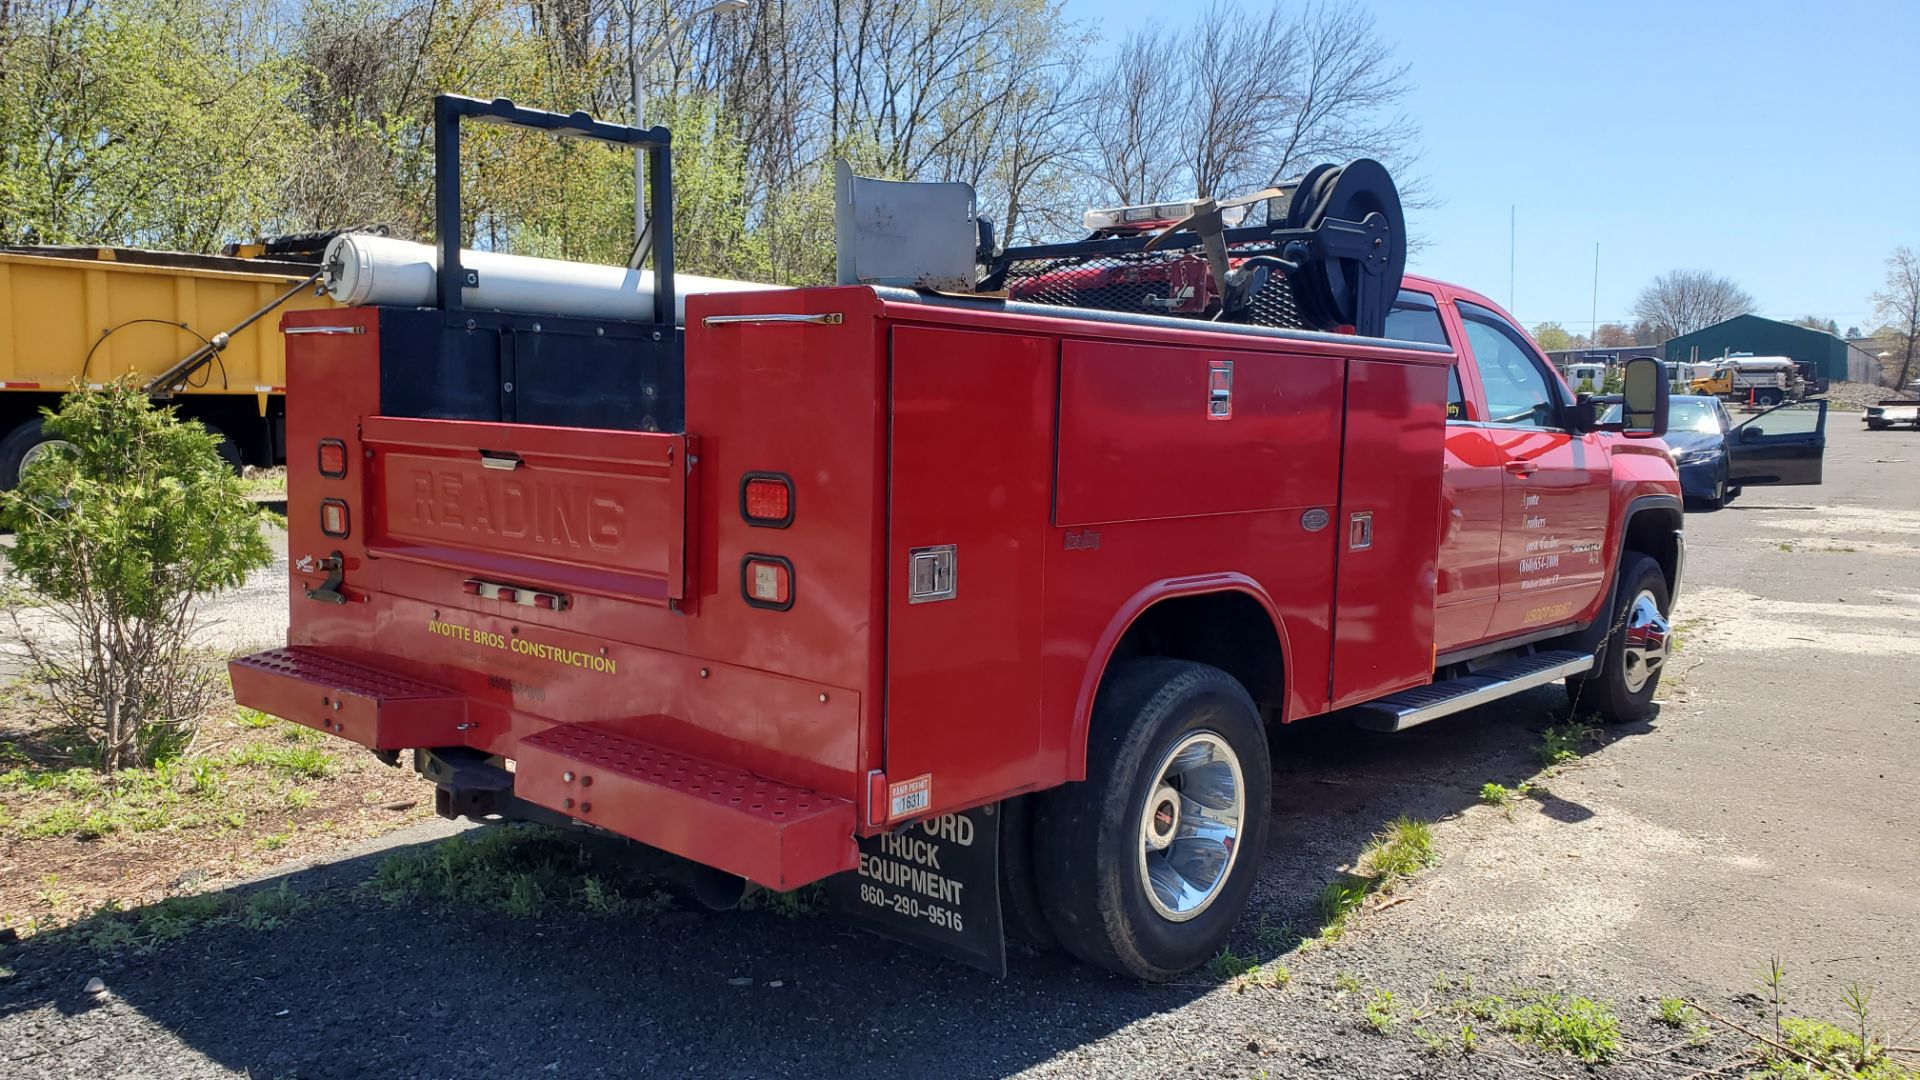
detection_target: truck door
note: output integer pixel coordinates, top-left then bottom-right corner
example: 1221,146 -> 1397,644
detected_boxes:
1728,399 -> 1828,486
1383,287 -> 1498,649
1450,300 -> 1611,638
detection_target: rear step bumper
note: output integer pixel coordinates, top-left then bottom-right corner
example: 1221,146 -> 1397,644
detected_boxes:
229,647 -> 858,890
515,723 -> 857,890
1353,649 -> 1594,732
229,647 -> 467,749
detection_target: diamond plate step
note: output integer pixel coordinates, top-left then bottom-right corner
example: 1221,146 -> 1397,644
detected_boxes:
229,646 -> 467,749
1353,649 -> 1594,732
515,723 -> 858,890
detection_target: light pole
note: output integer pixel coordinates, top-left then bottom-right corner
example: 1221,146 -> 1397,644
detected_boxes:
630,0 -> 750,266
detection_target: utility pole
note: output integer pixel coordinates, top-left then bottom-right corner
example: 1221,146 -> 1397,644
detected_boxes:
1590,242 -> 1600,343
631,0 -> 751,267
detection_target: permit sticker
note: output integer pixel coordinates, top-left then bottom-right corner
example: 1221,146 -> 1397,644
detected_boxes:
889,774 -> 932,819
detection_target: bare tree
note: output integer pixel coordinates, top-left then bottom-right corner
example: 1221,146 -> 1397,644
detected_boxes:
1873,246 -> 1920,390
1080,2 -> 1417,211
1085,29 -> 1182,205
1630,270 -> 1757,340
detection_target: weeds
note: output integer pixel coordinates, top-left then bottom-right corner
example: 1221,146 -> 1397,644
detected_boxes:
1207,947 -> 1261,981
1494,992 -> 1621,1064
70,883 -> 307,953
738,883 -> 826,918
1657,996 -> 1710,1045
1253,914 -> 1296,952
366,824 -> 666,921
1364,989 -> 1397,1034
1317,815 -> 1437,941
1537,722 -> 1597,768
1333,971 -> 1361,994
1478,782 -> 1513,807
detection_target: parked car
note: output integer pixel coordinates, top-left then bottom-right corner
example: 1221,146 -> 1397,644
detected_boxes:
1602,394 -> 1829,509
1864,399 -> 1920,430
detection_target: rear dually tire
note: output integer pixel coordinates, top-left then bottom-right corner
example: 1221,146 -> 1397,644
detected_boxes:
1034,658 -> 1271,981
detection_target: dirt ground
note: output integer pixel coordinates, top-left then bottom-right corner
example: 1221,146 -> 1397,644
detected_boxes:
1,417 -> 1916,1079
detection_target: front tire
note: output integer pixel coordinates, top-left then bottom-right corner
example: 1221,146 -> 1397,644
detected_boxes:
1571,553 -> 1671,724
1034,658 -> 1271,980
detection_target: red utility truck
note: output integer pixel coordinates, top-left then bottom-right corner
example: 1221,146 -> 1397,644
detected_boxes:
232,97 -> 1682,979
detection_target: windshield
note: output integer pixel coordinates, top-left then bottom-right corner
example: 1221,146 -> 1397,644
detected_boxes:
1600,398 -> 1723,433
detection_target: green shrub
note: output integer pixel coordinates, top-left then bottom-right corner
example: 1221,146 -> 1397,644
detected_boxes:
0,380 -> 270,772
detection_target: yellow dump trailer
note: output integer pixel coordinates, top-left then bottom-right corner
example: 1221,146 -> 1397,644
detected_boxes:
0,244 -> 342,487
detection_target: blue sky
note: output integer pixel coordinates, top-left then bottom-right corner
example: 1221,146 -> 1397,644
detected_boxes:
1061,0 -> 1920,336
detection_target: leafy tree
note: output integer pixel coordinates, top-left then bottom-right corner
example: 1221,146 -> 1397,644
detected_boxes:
1593,323 -> 1635,347
1532,322 -> 1573,351
0,381 -> 272,772
1845,325 -> 1861,339
1601,368 -> 1624,394
1631,270 -> 1757,340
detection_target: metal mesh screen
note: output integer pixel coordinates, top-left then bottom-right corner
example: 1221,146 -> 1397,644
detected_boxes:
998,244 -> 1307,330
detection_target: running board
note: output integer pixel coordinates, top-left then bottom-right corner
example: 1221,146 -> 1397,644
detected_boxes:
1353,649 -> 1595,732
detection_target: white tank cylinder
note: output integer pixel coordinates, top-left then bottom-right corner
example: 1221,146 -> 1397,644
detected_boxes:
321,234 -> 774,325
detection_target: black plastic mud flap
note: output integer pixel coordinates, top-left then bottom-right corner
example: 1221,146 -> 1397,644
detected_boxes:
825,803 -> 1005,976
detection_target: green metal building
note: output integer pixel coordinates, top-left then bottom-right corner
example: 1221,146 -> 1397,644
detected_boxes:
1664,315 -> 1852,381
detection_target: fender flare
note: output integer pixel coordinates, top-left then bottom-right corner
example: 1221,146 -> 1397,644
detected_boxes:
1063,572 -> 1293,783
1569,493 -> 1683,659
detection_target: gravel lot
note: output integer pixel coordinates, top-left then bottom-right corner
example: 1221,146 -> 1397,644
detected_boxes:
3,416 -> 1916,1079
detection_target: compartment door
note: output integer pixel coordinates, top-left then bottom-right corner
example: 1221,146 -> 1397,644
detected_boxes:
884,325 -> 1055,819
362,416 -> 687,604
1330,359 -> 1449,708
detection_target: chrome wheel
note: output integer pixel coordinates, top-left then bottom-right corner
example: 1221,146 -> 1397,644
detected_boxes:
1137,731 -> 1245,922
17,437 -> 72,476
1620,589 -> 1669,694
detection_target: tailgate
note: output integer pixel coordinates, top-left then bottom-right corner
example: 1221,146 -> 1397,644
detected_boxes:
362,415 -> 688,603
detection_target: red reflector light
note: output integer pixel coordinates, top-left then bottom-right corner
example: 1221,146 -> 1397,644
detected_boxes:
317,438 -> 348,479
319,499 -> 349,538
741,473 -> 794,527
741,555 -> 794,610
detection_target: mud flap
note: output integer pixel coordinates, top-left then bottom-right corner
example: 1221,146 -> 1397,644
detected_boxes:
825,803 -> 1005,976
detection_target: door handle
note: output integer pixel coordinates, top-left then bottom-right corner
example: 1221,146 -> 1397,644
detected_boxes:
1505,460 -> 1538,476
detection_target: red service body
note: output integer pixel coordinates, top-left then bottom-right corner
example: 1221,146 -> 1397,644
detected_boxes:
232,274 -> 1680,944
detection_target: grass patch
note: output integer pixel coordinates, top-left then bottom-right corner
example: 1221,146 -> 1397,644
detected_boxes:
67,881 -> 309,953
1493,992 -> 1621,1064
3,717 -> 338,844
226,742 -> 335,779
738,883 -> 826,918
365,824 -> 671,920
1755,1017 -> 1916,1078
1316,815 -> 1438,941
238,466 -> 287,498
1360,816 -> 1435,879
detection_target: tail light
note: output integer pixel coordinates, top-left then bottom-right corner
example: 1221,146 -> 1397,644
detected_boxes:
317,438 -> 348,479
741,473 -> 794,527
741,555 -> 794,610
319,498 -> 350,538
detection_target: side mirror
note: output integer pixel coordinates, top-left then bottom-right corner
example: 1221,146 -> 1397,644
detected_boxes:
1740,425 -> 1764,441
1619,356 -> 1668,438
1564,397 -> 1599,432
